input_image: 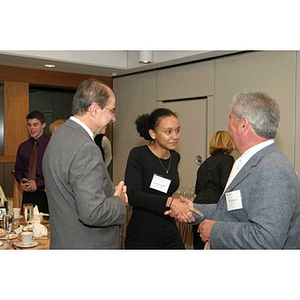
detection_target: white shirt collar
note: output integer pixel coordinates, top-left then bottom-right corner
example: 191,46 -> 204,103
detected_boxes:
70,116 -> 94,141
240,139 -> 274,167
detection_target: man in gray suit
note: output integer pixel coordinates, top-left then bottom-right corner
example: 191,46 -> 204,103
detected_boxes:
43,79 -> 127,249
170,91 -> 300,249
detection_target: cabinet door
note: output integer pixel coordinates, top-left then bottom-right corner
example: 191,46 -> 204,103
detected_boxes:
160,98 -> 207,189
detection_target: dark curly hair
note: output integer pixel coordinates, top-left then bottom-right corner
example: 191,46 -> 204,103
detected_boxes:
135,108 -> 178,141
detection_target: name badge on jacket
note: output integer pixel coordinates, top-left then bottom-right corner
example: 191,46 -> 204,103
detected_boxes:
225,190 -> 243,211
150,173 -> 171,193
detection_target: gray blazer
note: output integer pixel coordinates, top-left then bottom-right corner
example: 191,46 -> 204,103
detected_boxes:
43,119 -> 126,249
194,143 -> 300,249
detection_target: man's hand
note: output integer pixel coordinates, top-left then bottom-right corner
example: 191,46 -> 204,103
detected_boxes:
21,179 -> 37,192
114,181 -> 128,205
164,196 -> 203,223
198,219 -> 216,242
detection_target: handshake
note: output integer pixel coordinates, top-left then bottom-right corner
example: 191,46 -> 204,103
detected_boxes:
164,196 -> 203,223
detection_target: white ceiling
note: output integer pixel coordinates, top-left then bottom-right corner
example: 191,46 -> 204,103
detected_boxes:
0,50 -> 243,77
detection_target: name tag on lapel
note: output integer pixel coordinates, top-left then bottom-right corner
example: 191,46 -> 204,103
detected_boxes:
225,190 -> 243,211
150,173 -> 171,193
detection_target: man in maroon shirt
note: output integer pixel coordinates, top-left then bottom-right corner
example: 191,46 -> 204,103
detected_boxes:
14,111 -> 50,213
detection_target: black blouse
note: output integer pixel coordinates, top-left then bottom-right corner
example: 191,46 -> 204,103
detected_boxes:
194,149 -> 234,204
124,145 -> 183,248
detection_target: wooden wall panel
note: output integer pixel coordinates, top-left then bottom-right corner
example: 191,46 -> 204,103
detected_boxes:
4,81 -> 29,158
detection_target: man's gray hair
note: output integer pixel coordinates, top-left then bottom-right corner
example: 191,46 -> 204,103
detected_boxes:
72,79 -> 114,116
231,91 -> 280,139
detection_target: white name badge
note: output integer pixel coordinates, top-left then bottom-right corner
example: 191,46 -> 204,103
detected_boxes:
225,190 -> 243,211
150,173 -> 171,194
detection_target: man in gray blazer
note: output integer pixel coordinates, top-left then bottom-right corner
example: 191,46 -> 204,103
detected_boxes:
43,79 -> 127,249
172,91 -> 300,249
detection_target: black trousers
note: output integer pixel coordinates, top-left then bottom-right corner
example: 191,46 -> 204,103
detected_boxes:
125,230 -> 185,249
192,224 -> 205,249
22,190 -> 49,214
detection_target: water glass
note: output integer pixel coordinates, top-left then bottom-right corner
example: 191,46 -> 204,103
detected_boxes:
23,203 -> 34,225
3,214 -> 13,234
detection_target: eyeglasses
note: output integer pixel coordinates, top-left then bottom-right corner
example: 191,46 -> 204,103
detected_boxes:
104,107 -> 116,116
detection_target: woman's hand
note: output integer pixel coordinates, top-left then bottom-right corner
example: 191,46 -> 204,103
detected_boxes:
165,196 -> 203,223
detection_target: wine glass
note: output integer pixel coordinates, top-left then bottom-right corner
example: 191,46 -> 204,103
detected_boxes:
23,203 -> 34,225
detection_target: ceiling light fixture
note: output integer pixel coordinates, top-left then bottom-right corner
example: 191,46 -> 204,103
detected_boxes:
43,64 -> 57,68
139,51 -> 153,64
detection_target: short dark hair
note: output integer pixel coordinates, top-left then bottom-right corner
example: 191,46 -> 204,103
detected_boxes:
26,110 -> 45,124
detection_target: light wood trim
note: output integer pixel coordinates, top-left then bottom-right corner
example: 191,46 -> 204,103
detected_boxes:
0,65 -> 112,88
0,155 -> 15,162
13,179 -> 22,208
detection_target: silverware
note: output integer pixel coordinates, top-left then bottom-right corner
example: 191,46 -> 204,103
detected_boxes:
37,242 -> 46,246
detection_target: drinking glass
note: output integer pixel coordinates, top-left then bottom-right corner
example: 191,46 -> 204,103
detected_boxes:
3,214 -> 13,247
23,203 -> 34,225
6,198 -> 13,215
3,214 -> 13,235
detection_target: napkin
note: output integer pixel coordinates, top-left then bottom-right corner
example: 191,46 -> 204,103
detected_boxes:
0,186 -> 6,207
32,223 -> 48,238
31,206 -> 43,223
23,223 -> 48,238
31,205 -> 49,223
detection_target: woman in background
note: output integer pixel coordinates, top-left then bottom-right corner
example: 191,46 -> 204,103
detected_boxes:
124,108 -> 198,249
193,130 -> 234,249
94,134 -> 112,168
49,119 -> 66,134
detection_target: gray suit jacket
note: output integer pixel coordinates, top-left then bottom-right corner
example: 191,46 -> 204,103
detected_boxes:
43,119 -> 126,249
194,143 -> 300,249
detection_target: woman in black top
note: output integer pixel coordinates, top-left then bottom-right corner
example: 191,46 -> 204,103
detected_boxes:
193,130 -> 234,249
124,108 -> 198,249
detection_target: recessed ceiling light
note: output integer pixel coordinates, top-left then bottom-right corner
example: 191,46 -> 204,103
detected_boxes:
43,64 -> 57,68
138,51 -> 153,64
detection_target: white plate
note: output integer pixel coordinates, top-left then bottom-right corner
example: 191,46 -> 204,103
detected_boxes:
14,241 -> 38,248
0,233 -> 18,240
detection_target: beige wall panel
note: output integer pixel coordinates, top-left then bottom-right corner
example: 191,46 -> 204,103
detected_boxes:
112,71 -> 157,184
214,51 -> 296,167
295,52 -> 300,176
157,60 -> 214,100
